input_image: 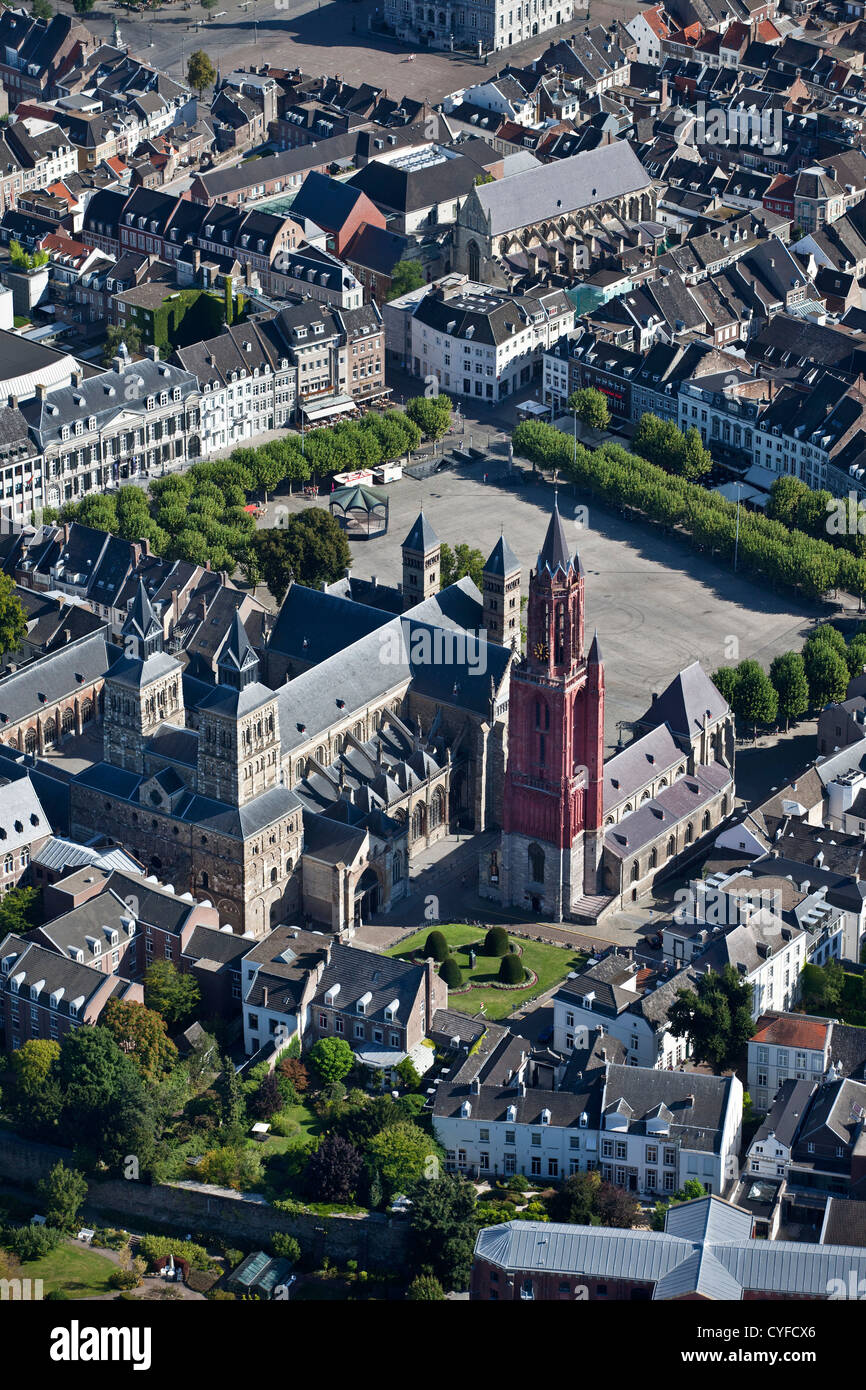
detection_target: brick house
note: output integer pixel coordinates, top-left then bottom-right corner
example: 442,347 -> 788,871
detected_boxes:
0,935 -> 141,1052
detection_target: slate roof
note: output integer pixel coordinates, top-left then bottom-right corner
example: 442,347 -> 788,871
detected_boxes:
311,941 -> 425,1023
636,661 -> 729,739
403,510 -> 439,552
0,633 -> 116,729
470,141 -> 651,234
471,1194 -> 866,1298
0,935 -> 126,1020
751,1079 -> 814,1151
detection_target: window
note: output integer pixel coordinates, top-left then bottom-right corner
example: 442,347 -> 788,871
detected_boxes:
531,1157 -> 541,1175
548,1159 -> 558,1178
531,1132 -> 541,1147
505,1129 -> 516,1145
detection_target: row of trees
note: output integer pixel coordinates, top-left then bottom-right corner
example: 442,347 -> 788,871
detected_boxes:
767,474 -> 866,560
45,403 -> 432,584
512,420 -> 866,602
714,621 -> 865,738
632,412 -> 714,481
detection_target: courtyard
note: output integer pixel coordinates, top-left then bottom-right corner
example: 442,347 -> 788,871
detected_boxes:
386,922 -> 586,1019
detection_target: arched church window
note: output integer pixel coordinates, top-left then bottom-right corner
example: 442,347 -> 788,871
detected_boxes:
528,842 -> 545,883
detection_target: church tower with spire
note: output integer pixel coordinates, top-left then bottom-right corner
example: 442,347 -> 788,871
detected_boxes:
402,511 -> 440,608
103,579 -> 185,774
482,534 -> 521,648
498,498 -> 605,917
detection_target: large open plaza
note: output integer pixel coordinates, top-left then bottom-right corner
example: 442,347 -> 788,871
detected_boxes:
271,459 -> 818,752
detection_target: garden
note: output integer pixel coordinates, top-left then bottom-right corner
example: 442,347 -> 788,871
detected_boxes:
386,923 -> 586,1020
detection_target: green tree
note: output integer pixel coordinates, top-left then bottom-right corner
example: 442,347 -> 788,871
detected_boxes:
679,426 -> 713,481
547,1170 -> 603,1225
0,885 -> 40,935
405,393 -> 452,442
216,1057 -> 246,1137
439,956 -> 462,989
408,1173 -> 476,1290
11,1038 -> 61,1133
0,573 -> 27,658
498,952 -> 524,984
731,658 -> 778,737
484,926 -> 509,957
667,964 -> 754,1070
407,1273 -> 446,1299
31,0 -> 53,18
367,1121 -> 442,1198
711,666 -> 739,707
72,0 -> 95,10
38,1161 -> 88,1232
769,651 -> 809,730
799,960 -> 844,1015
102,323 -> 141,365
143,959 -> 201,1027
424,929 -> 448,961
187,49 -> 216,97
102,998 -> 178,1081
309,1036 -> 355,1087
57,1026 -> 142,1152
568,387 -> 610,432
846,632 -> 866,678
252,507 -> 351,601
386,260 -> 425,300
439,541 -> 484,590
9,239 -> 48,270
803,639 -> 849,708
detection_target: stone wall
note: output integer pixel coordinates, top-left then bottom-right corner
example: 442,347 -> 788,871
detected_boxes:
0,1131 -> 408,1271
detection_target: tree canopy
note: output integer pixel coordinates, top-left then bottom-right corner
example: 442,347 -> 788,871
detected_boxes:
667,964 -> 754,1070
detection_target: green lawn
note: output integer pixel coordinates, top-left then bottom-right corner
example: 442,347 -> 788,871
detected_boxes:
19,1240 -> 118,1299
387,925 -> 585,1020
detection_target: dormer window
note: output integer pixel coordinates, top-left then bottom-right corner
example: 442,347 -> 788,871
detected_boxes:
541,1108 -> 551,1125
357,990 -> 372,1015
88,416 -> 96,430
146,397 -> 155,410
61,425 -> 70,440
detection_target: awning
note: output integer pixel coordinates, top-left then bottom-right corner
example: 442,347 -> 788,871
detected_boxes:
301,393 -> 355,423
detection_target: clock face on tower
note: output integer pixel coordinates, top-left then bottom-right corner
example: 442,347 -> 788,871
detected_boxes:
533,640 -> 549,661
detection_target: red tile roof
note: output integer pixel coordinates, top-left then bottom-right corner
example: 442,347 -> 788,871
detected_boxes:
751,1013 -> 829,1050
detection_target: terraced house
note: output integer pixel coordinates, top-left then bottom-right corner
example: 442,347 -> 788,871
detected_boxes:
20,348 -> 200,502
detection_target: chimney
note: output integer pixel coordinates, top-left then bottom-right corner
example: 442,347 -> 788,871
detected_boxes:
145,344 -> 159,362
7,394 -> 16,410
112,354 -> 126,373
425,956 -> 437,1016
62,628 -> 71,644
36,383 -> 47,399
193,248 -> 201,273
71,368 -> 83,387
262,985 -> 268,1007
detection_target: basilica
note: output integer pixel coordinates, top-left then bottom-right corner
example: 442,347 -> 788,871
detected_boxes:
70,499 -> 733,935
71,511 -> 516,937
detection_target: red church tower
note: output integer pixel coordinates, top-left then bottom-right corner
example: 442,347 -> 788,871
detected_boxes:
499,498 -> 605,917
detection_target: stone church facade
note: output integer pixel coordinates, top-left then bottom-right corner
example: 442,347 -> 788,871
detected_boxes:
453,144 -> 656,289
481,502 -> 735,922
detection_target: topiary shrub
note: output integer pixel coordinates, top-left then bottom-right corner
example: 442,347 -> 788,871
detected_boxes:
439,956 -> 463,988
498,953 -> 525,985
484,926 -> 509,957
424,929 -> 448,962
